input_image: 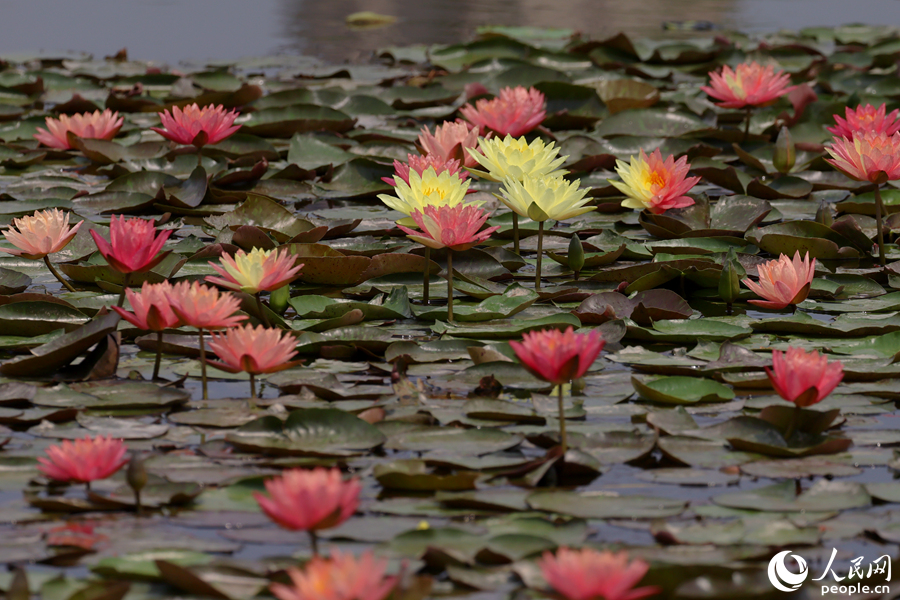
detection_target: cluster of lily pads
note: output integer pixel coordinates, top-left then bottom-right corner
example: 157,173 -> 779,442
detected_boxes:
2,23 -> 900,600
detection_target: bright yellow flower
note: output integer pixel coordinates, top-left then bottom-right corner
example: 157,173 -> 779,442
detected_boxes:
377,167 -> 472,217
467,135 -> 566,182
498,174 -> 593,222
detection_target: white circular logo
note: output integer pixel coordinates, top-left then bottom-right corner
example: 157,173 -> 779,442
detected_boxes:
768,550 -> 809,593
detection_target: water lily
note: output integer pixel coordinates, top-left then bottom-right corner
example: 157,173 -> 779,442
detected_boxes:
34,109 -> 123,150
206,323 -> 302,397
1,208 -> 83,292
418,120 -> 482,168
152,103 -> 240,148
38,436 -> 128,491
742,251 -> 815,310
538,547 -> 659,600
701,61 -> 793,140
271,549 -> 397,600
467,135 -> 565,183
460,86 -> 546,137
610,149 -> 700,214
382,153 -> 467,187
766,346 -> 844,440
827,103 -> 900,140
112,281 -> 181,379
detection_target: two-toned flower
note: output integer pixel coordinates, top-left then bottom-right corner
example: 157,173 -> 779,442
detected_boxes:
610,149 -> 700,214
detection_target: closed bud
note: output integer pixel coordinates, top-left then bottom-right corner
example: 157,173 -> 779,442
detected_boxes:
718,247 -> 744,306
568,234 -> 585,277
127,453 -> 147,494
773,126 -> 795,174
816,200 -> 834,227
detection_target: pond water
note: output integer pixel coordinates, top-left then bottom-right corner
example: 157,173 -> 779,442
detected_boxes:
3,0 -> 900,64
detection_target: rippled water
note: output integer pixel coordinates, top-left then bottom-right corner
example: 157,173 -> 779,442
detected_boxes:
3,0 -> 900,63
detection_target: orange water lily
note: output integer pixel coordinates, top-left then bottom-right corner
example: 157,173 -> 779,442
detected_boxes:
460,86 -> 546,137
152,103 -> 240,148
610,149 -> 700,214
827,103 -> 900,141
538,547 -> 659,600
34,109 -> 123,150
701,61 -> 793,109
38,436 -> 128,489
271,549 -> 397,600
742,251 -> 815,310
206,324 -> 302,397
418,120 -> 482,168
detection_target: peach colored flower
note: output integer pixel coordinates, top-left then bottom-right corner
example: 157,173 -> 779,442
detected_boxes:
34,109 -> 123,150
206,323 -> 301,375
766,347 -> 844,407
827,103 -> 900,140
701,61 -> 794,109
398,204 -> 499,252
825,131 -> 900,184
610,149 -> 700,214
206,247 -> 303,295
418,120 -> 482,168
742,251 -> 815,310
460,86 -> 546,137
510,327 -> 605,386
89,215 -> 171,274
112,281 -> 181,331
1,208 -> 83,259
254,468 -> 361,532
151,103 -> 240,148
271,549 -> 397,600
166,281 -> 246,330
538,547 -> 659,600
37,436 -> 128,484
382,153 -> 468,186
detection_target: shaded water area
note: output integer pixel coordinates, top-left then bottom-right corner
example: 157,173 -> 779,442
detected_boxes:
3,0 -> 900,63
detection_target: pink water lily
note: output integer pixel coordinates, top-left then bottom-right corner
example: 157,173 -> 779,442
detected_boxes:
382,153 -> 468,186
825,131 -> 900,184
538,547 -> 659,600
418,120 -> 482,168
38,436 -> 128,485
271,549 -> 397,600
398,203 -> 497,252
701,61 -> 794,109
151,103 -> 240,147
742,251 -> 815,310
827,103 -> 900,141
34,109 -> 123,150
1,208 -> 82,260
89,215 -> 171,274
460,86 -> 546,137
767,347 -> 844,407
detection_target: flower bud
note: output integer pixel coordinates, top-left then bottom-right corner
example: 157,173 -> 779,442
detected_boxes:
816,200 -> 834,227
773,126 -> 795,174
718,247 -> 744,308
568,234 -> 585,278
268,283 -> 290,315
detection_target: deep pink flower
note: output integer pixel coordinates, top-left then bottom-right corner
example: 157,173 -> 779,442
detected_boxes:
206,324 -> 301,375
271,549 -> 398,600
766,347 -> 844,407
610,149 -> 700,214
742,251 -> 815,310
418,120 -> 482,168
89,215 -> 171,274
460,86 -> 546,137
112,281 -> 181,331
381,153 -> 468,186
825,131 -> 900,184
701,62 -> 794,109
34,109 -> 123,150
165,281 -> 246,330
254,468 -> 361,532
827,104 -> 900,141
37,436 -> 128,484
538,547 -> 659,600
151,103 -> 240,148
510,327 -> 605,386
398,203 -> 498,252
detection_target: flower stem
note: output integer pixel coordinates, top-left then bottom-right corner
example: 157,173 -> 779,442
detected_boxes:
134,488 -> 142,517
249,372 -> 257,399
255,293 -> 271,328
197,149 -> 203,168
43,255 -> 76,292
743,107 -> 752,143
513,213 -> 520,255
117,272 -> 131,308
199,327 -> 208,400
875,185 -> 886,267
558,383 -> 568,456
423,246 -> 430,305
447,250 -> 454,323
153,331 -> 163,381
308,530 -> 319,557
783,404 -> 801,443
535,221 -> 544,292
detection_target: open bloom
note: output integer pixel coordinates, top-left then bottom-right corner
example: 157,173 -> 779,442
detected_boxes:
1,208 -> 83,259
271,549 -> 397,600
418,120 -> 482,168
468,135 -> 566,183
378,167 -> 474,217
460,86 -> 546,137
151,103 -> 240,148
766,347 -> 844,407
499,173 -> 593,222
701,61 -> 794,109
254,468 -> 361,532
398,204 -> 499,252
538,547 -> 659,600
610,149 -> 700,214
89,215 -> 171,274
510,326 -> 605,386
827,103 -> 900,141
382,154 -> 468,187
166,281 -> 246,330
742,251 -> 815,310
825,131 -> 900,184
38,436 -> 128,484
112,281 -> 181,331
34,109 -> 123,150
206,247 -> 303,295
206,323 -> 301,375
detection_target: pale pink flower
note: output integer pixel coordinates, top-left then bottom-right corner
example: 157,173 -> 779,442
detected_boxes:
398,203 -> 498,252
382,153 -> 468,186
37,436 -> 128,484
827,103 -> 900,141
1,208 -> 83,259
271,549 -> 397,600
112,281 -> 181,331
166,281 -> 246,330
538,547 -> 659,600
89,215 -> 171,274
742,251 -> 815,310
510,327 -> 605,386
701,61 -> 794,109
766,347 -> 844,407
151,103 -> 240,148
460,86 -> 546,137
254,468 -> 361,532
825,131 -> 900,184
34,109 -> 123,150
206,323 -> 300,375
418,120 -> 482,168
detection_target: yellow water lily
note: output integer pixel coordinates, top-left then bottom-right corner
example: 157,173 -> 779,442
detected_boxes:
377,167 -> 472,218
498,173 -> 593,222
467,135 -> 566,182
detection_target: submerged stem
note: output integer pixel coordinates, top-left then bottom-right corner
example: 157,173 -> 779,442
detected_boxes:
512,213 -> 520,255
199,327 -> 208,400
309,530 -> 319,557
558,383 -> 568,457
743,107 -> 752,143
117,272 -> 131,308
153,331 -> 163,380
423,246 -> 431,305
875,186 -> 886,267
447,250 -> 454,323
43,255 -> 76,292
250,372 -> 257,399
783,404 -> 802,443
535,221 -> 544,291
255,293 -> 271,328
